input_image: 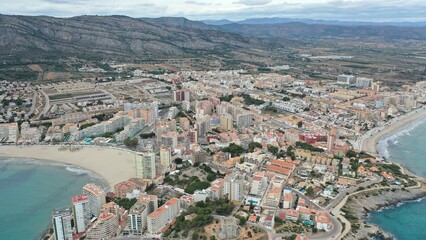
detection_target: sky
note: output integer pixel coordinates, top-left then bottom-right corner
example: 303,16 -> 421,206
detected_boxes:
1,0 -> 426,22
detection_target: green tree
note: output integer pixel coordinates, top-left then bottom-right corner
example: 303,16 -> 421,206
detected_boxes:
306,186 -> 314,197
248,141 -> 263,152
207,173 -> 217,182
192,232 -> 199,240
222,143 -> 245,157
124,137 -> 138,149
268,145 -> 279,155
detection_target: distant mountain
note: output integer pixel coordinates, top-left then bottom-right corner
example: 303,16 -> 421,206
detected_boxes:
202,17 -> 426,27
0,15 -> 285,61
140,17 -> 210,29
217,22 -> 426,40
201,19 -> 234,26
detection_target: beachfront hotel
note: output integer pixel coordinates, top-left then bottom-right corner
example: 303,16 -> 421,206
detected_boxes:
147,198 -> 180,234
52,207 -> 73,240
71,194 -> 90,234
83,183 -> 106,219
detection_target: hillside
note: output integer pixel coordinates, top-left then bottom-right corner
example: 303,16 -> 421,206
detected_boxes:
0,15 -> 283,61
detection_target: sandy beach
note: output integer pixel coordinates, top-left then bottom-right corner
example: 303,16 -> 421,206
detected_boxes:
361,107 -> 426,156
0,145 -> 137,188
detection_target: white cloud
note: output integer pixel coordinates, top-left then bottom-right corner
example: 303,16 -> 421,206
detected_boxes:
233,0 -> 272,6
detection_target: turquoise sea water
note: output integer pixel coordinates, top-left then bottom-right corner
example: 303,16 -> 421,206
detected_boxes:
370,118 -> 426,239
369,198 -> 426,240
0,158 -> 106,240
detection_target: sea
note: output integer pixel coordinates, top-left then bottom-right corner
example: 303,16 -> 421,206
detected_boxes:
0,158 -> 107,240
369,116 -> 426,239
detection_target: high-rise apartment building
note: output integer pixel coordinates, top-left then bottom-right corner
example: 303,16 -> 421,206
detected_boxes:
223,174 -> 245,203
173,89 -> 190,102
126,202 -> 147,235
160,147 -> 171,169
236,113 -> 253,129
220,113 -> 233,131
82,183 -> 106,218
52,207 -> 73,240
72,194 -> 90,233
196,115 -> 211,138
135,152 -> 156,179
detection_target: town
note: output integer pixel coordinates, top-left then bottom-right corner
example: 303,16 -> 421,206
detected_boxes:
1,66 -> 424,240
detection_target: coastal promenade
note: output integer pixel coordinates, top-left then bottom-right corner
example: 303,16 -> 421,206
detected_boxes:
0,144 -> 137,188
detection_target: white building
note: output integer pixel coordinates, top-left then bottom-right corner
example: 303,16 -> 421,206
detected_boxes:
135,152 -> 156,179
82,183 -> 106,218
0,122 -> 18,143
236,113 -> 253,129
223,174 -> 245,203
337,74 -> 355,84
147,198 -> 180,234
126,203 -> 147,235
72,194 -> 90,233
160,147 -> 171,169
52,207 -> 73,240
355,77 -> 373,89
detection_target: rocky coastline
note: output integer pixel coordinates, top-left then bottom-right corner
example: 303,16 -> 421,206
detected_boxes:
344,180 -> 426,240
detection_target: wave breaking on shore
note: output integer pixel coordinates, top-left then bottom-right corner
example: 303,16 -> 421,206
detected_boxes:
377,115 -> 426,159
0,157 -> 105,184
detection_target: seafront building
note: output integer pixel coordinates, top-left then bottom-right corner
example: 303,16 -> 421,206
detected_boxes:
0,122 -> 18,143
52,207 -> 73,240
72,194 -> 90,233
83,183 -> 106,219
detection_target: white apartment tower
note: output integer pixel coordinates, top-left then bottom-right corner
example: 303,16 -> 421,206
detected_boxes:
160,147 -> 172,169
135,152 -> 156,179
223,174 -> 245,203
236,113 -> 253,129
52,207 -> 73,240
71,194 -> 90,233
82,183 -> 106,218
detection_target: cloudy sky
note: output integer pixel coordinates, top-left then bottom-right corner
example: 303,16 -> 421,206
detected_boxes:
1,0 -> 426,22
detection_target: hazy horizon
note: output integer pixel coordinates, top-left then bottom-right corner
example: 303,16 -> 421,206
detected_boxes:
1,0 -> 426,22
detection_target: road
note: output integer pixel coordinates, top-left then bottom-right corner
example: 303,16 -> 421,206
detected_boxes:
272,176 -> 382,240
325,174 -> 382,211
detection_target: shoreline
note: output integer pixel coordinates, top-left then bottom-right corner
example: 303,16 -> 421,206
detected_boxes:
346,107 -> 426,239
361,106 -> 426,157
0,145 -> 137,188
344,184 -> 426,240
